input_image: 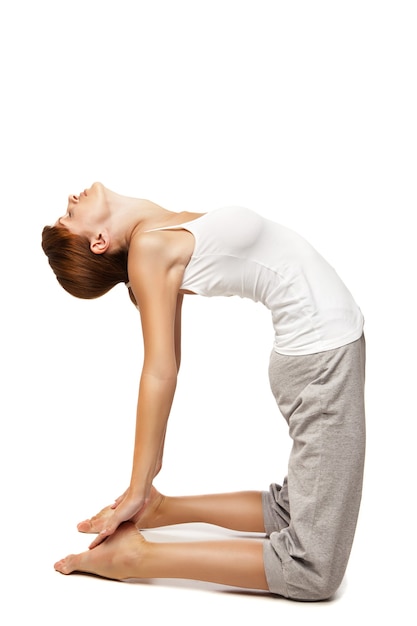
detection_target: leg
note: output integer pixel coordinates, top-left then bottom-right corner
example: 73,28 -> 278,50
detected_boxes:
55,522 -> 269,591
78,488 -> 265,534
263,336 -> 366,601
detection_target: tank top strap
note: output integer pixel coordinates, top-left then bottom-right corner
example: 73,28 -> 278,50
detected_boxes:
144,213 -> 207,234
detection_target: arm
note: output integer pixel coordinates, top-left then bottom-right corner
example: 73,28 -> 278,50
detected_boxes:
89,234 -> 184,548
155,290 -> 182,473
154,292 -> 183,476
175,292 -> 184,372
129,234 -> 184,495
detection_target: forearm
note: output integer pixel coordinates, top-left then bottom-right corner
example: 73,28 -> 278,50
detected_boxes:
130,372 -> 177,494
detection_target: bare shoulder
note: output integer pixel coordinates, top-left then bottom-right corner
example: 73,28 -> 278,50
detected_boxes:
128,231 -> 176,273
129,230 -> 169,258
128,229 -> 193,276
127,231 -> 192,306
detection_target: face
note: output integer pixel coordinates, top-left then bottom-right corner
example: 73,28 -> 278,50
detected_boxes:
57,182 -> 108,238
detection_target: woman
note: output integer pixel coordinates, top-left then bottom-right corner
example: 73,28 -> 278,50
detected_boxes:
42,182 -> 366,601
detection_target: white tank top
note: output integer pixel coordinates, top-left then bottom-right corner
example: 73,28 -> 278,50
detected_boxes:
151,206 -> 363,356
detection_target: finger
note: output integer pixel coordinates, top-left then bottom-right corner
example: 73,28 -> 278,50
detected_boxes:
111,493 -> 126,509
88,527 -> 114,550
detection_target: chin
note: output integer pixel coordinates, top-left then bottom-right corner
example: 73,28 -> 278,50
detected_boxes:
88,181 -> 107,197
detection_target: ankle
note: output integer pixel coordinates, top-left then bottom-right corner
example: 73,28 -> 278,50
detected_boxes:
153,494 -> 168,526
118,529 -> 150,579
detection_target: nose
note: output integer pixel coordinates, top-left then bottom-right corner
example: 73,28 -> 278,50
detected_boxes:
68,193 -> 79,204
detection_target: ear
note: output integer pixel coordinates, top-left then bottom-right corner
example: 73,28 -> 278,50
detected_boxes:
90,230 -> 110,255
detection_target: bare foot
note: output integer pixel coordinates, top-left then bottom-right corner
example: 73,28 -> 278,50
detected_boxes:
55,522 -> 146,579
77,486 -> 165,534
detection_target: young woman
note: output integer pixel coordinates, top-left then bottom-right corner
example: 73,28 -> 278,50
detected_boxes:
42,182 -> 366,601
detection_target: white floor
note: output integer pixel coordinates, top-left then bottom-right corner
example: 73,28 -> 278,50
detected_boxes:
3,482 -> 415,626
3,531 -> 412,626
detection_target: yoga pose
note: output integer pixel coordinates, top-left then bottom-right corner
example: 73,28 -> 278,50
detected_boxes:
42,182 -> 365,601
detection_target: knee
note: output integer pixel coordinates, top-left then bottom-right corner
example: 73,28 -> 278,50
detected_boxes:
265,539 -> 344,601
287,570 -> 341,602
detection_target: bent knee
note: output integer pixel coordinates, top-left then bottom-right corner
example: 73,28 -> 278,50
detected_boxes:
264,541 -> 344,601
288,575 -> 340,602
285,563 -> 343,601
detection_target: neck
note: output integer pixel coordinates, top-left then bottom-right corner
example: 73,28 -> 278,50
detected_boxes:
103,187 -> 173,251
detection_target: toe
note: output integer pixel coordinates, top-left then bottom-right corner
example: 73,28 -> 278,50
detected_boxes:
54,556 -> 73,574
77,519 -> 93,533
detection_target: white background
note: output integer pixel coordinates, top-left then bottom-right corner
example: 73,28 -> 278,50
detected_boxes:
1,1 -> 416,624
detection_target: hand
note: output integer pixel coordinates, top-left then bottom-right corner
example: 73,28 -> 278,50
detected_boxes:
77,485 -> 163,536
87,489 -> 149,549
77,489 -> 128,534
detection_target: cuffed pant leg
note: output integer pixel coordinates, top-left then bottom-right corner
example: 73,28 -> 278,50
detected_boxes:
263,336 -> 366,601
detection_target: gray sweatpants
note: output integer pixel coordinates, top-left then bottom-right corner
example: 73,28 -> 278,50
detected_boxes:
262,335 -> 366,601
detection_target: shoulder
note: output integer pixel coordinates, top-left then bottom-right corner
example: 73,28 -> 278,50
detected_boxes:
129,230 -> 169,257
128,231 -> 177,273
127,231 -> 186,300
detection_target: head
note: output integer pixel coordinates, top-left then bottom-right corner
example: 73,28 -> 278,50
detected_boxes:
41,183 -> 136,305
42,223 -> 131,299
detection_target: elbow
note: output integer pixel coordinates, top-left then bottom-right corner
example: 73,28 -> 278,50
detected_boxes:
141,366 -> 178,384
141,352 -> 178,385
